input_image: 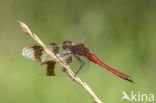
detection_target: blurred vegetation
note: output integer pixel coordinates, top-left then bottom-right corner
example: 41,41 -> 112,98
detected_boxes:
0,0 -> 156,103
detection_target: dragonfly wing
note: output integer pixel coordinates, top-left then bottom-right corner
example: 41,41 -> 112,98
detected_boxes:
22,44 -> 54,62
22,45 -> 37,61
23,44 -> 89,76
36,60 -> 67,76
36,60 -> 56,76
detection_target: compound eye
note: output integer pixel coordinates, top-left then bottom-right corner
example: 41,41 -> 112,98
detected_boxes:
63,41 -> 72,50
63,41 -> 72,45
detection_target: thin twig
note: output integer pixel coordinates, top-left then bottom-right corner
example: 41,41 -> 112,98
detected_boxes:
18,20 -> 103,103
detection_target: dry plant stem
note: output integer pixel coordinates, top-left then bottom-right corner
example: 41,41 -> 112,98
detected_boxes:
18,20 -> 103,103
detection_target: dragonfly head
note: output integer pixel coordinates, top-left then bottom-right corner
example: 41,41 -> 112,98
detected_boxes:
62,41 -> 72,50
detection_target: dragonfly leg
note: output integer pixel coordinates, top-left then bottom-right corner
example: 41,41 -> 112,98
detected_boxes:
74,55 -> 85,76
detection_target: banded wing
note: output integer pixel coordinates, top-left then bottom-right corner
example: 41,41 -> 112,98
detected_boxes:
36,54 -> 90,76
22,44 -> 59,76
36,60 -> 65,76
22,44 -> 58,62
37,60 -> 58,76
22,44 -> 90,76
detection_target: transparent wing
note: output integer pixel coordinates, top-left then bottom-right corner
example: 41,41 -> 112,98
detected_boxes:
22,43 -> 78,62
36,61 -> 67,76
36,55 -> 90,76
22,46 -> 36,61
23,43 -> 90,76
22,44 -> 56,62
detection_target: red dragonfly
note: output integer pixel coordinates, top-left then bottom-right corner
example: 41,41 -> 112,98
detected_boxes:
22,41 -> 134,83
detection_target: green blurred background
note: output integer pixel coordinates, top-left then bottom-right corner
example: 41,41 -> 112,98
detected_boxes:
0,0 -> 156,103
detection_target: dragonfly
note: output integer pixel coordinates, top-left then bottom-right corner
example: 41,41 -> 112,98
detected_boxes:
22,41 -> 134,83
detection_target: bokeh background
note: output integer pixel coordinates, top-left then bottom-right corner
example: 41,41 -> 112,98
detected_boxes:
0,0 -> 156,103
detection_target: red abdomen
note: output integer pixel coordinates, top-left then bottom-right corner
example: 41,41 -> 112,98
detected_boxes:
88,53 -> 134,83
